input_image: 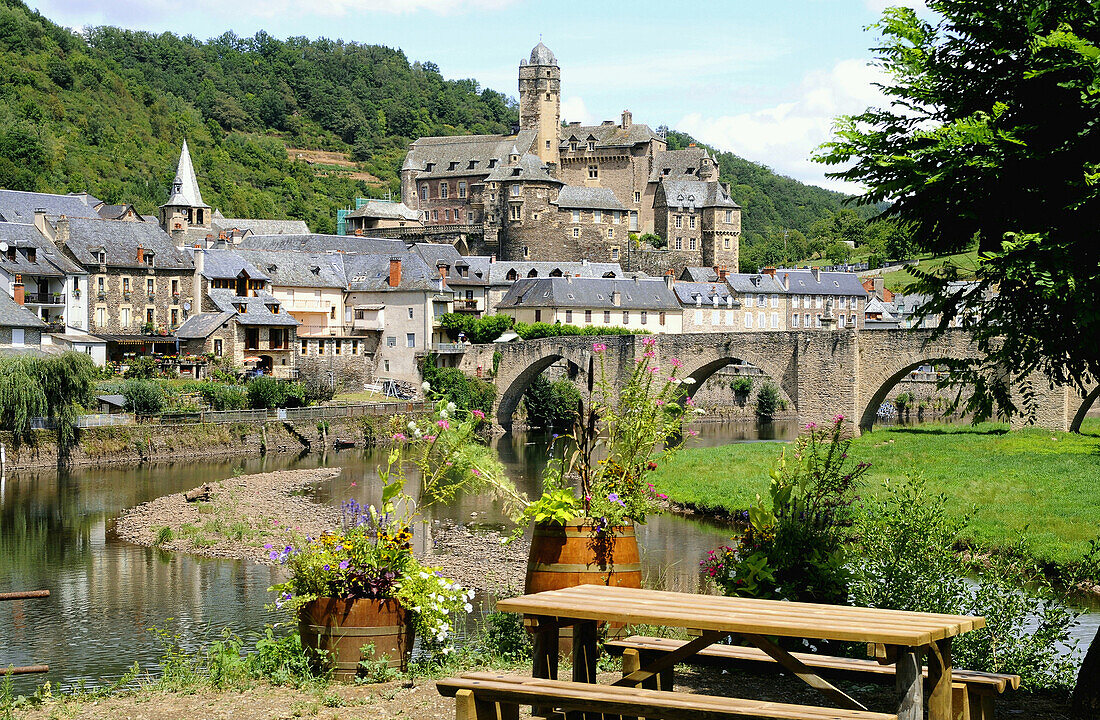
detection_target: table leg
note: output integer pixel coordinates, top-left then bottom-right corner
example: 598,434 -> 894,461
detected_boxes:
927,638 -> 954,720
530,616 -> 559,718
894,645 -> 923,720
571,620 -> 600,720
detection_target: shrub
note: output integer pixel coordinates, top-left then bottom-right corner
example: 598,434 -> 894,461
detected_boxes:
245,377 -> 305,409
479,611 -> 531,662
522,374 -> 581,429
894,392 -> 912,411
300,372 -> 336,405
124,380 -> 166,415
731,376 -> 753,397
754,382 -> 784,420
422,366 -> 495,413
513,322 -> 644,340
439,313 -> 514,344
123,356 -> 157,379
200,382 -> 248,411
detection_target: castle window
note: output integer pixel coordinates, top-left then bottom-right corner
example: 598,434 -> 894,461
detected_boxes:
610,246 -> 620,261
634,191 -> 640,203
510,205 -> 521,221
689,238 -> 697,251
424,211 -> 430,221
629,211 -> 638,230
587,141 -> 595,151
613,211 -> 621,224
432,210 -> 438,221
458,182 -> 466,198
420,185 -> 428,200
724,237 -> 731,249
546,140 -> 551,149
570,142 -> 577,151
725,210 -> 733,223
546,93 -> 551,100
675,215 -> 682,229
690,215 -> 696,229
572,210 -> 581,223
449,161 -> 458,171
607,228 -> 614,239
445,209 -> 451,221
593,210 -> 602,223
675,237 -> 682,250
572,227 -> 579,238
440,182 -> 448,199
523,246 -> 530,259
587,164 -> 598,179
510,185 -> 521,196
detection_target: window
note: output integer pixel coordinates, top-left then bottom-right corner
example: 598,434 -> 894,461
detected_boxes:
815,295 -> 823,309
757,311 -> 765,328
711,310 -> 719,326
792,314 -> 800,327
757,294 -> 765,306
383,359 -> 390,372
744,312 -> 753,328
170,308 -> 178,326
771,312 -> 779,328
572,209 -> 581,223
572,227 -> 580,238
689,238 -> 697,251
171,279 -> 178,296
694,309 -> 703,324
406,333 -> 415,348
659,311 -> 666,326
629,211 -> 638,230
510,184 -> 521,196
838,315 -> 846,328
408,307 -> 414,319
97,276 -> 105,293
633,191 -> 640,203
849,314 -> 857,326
245,328 -> 259,350
523,246 -> 530,259
534,309 -> 542,323
560,310 -> 570,324
622,310 -> 629,324
725,210 -> 733,223
585,310 -> 592,323
725,310 -> 733,324
588,164 -> 598,179
213,339 -> 222,356
352,340 -> 359,355
689,215 -> 696,229
334,338 -> 341,355
318,339 -> 326,355
432,210 -> 438,221
604,310 -> 611,323
440,182 -> 448,199
420,185 -> 428,200
570,142 -> 578,151
146,308 -> 154,324
804,313 -> 811,327
641,311 -> 648,325
610,246 -> 619,261
301,339 -> 308,355
792,296 -> 799,309
675,237 -> 682,250
545,139 -> 551,149
770,294 -> 778,308
95,307 -> 105,327
445,209 -> 451,222
745,295 -> 753,308
510,205 -> 522,221
387,336 -> 397,347
593,210 -> 602,223
120,307 -> 130,327
613,211 -> 621,224
147,278 -> 154,295
724,238 -> 731,249
122,277 -> 130,293
587,141 -> 595,151
675,215 -> 683,229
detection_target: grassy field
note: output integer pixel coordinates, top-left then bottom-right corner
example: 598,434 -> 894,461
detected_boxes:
653,419 -> 1100,569
878,249 -> 979,292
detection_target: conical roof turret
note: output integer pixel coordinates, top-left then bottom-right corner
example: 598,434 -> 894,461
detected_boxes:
529,42 -> 556,66
164,140 -> 208,208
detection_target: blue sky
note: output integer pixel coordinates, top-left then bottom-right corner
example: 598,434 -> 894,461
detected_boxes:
32,0 -> 926,193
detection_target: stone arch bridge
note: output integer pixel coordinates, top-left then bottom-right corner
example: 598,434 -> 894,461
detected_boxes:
483,329 -> 1095,434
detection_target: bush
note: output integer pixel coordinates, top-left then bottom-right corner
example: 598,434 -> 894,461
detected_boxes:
522,374 -> 581,429
123,356 -> 158,379
479,611 -> 531,662
893,392 -> 912,411
422,364 -> 496,414
754,382 -> 784,420
731,376 -> 753,397
300,372 -> 337,405
124,380 -> 166,415
199,382 -> 248,411
439,313 -> 514,344
246,377 -> 307,409
513,322 -> 644,340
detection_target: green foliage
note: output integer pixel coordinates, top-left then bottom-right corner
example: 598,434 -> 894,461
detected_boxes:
439,313 -> 513,344
123,380 -> 166,415
122,356 -> 157,379
731,376 -> 753,397
513,322 -> 644,340
246,376 -> 305,409
0,356 -> 47,447
754,382 -> 784,421
816,1 -> 1100,415
421,364 -> 495,414
479,611 -> 531,663
630,232 -> 666,249
199,381 -> 249,411
154,526 -> 174,544
355,643 -> 398,684
893,392 -> 912,411
299,372 -> 337,405
0,353 -> 97,457
521,374 -> 581,430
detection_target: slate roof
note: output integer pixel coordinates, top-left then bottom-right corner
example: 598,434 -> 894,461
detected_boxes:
649,148 -> 711,183
554,186 -> 625,211
0,289 -> 47,329
0,223 -> 85,277
175,310 -> 235,339
497,276 -> 679,311
95,204 -> 138,220
778,270 -> 867,296
234,249 -> 347,288
673,281 -> 741,307
236,234 -> 408,255
0,190 -> 99,223
200,249 -> 269,281
724,273 -> 788,294
559,122 -> 662,149
679,267 -> 719,283
212,218 -> 311,235
655,179 -> 740,209
207,289 -> 298,327
343,252 -> 444,293
485,153 -> 561,183
62,217 -> 194,270
405,131 -> 539,179
525,42 -> 556,66
163,140 -> 208,208
345,201 -> 420,222
487,260 -> 624,285
864,297 -> 898,318
410,244 -> 490,287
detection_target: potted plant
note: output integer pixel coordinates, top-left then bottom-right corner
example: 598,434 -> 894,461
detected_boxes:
516,337 -> 698,595
271,394 -> 519,677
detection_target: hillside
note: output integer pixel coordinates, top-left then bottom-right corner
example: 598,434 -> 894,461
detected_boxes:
1,0 -> 874,245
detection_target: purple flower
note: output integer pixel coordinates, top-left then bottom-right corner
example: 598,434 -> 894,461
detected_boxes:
339,560 -> 350,570
263,544 -> 273,549
269,551 -> 279,560
472,409 -> 485,419
608,492 -> 626,507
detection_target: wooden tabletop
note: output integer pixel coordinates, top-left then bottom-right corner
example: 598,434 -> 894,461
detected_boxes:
497,585 -> 985,647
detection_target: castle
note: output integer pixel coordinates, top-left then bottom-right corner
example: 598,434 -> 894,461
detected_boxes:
398,43 -> 741,272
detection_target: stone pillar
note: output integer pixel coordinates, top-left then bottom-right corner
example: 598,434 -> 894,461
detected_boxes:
796,330 -> 859,434
1010,374 -> 1072,432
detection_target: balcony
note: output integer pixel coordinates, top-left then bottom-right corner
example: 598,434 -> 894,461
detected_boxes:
453,298 -> 483,313
352,317 -> 384,331
284,299 -> 331,311
433,342 -> 467,354
24,292 -> 65,305
296,324 -> 360,337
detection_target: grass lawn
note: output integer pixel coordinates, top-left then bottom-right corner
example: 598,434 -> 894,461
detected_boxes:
653,419 -> 1100,569
878,249 -> 979,293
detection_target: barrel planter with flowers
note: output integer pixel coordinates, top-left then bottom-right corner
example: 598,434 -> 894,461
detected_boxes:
299,596 -> 413,677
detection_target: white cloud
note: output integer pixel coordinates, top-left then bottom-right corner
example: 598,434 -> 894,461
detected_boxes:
560,96 -> 594,125
675,58 -> 887,194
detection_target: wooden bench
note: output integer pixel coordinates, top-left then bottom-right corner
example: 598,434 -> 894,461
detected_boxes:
438,672 -> 898,720
605,636 -> 1020,720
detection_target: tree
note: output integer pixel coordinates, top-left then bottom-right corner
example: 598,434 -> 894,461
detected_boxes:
816,2 -> 1100,423
815,4 -> 1100,708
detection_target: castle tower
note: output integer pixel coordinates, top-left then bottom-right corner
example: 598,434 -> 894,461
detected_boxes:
519,42 -> 560,166
159,140 -> 211,239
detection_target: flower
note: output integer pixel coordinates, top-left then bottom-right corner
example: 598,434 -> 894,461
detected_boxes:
338,560 -> 350,570
447,402 -> 457,413
643,349 -> 656,358
805,422 -> 818,430
437,419 -> 450,430
670,357 -> 683,368
471,409 -> 485,419
642,336 -> 656,347
422,381 -> 431,392
682,377 -> 696,385
439,409 -> 449,420
592,342 -> 607,353
407,420 -> 417,431
608,492 -> 626,507
392,433 -> 407,442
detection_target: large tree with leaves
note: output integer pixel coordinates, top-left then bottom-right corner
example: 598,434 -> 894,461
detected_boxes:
817,3 -> 1099,712
816,1 -> 1100,420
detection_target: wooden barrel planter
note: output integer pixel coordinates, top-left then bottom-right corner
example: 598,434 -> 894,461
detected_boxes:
298,597 -> 413,679
526,520 -> 641,645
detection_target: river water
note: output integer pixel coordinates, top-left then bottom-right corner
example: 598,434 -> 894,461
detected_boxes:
0,420 -> 1093,692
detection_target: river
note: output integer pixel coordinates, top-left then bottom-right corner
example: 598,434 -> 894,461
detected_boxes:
0,420 -> 1093,692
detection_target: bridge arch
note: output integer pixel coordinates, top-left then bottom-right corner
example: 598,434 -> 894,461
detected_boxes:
493,337 -> 603,428
680,356 -> 796,414
1070,384 -> 1100,433
857,357 -> 959,432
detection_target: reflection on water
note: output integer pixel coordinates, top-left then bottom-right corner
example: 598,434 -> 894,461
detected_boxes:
0,418 -> 1094,691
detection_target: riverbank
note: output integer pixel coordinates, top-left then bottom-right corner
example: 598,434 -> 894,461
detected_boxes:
652,419 -> 1100,576
115,468 -> 530,595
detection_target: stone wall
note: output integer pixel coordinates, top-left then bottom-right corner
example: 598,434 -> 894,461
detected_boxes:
89,267 -> 195,333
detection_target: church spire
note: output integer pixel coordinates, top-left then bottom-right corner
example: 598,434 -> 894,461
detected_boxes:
165,140 -> 206,208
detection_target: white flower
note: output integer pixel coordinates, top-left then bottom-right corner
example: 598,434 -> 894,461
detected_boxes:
442,608 -> 449,615
466,589 -> 475,600
446,401 -> 456,413
464,603 -> 473,613
422,381 -> 431,392
407,420 -> 417,431
442,647 -> 453,655
419,571 -> 430,579
682,377 -> 696,384
439,409 -> 449,419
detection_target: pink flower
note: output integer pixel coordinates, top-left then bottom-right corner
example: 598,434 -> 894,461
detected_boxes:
424,434 -> 437,442
642,337 -> 656,347
472,409 -> 485,419
685,396 -> 695,406
592,342 -> 607,353
805,422 -> 818,430
648,366 -> 658,374
392,433 -> 406,442
656,400 -> 665,406
643,349 -> 656,358
833,414 -> 845,423
670,357 -> 683,368
437,419 -> 450,429
687,430 -> 699,437
658,493 -> 668,500
350,482 -> 357,487
471,467 -> 481,476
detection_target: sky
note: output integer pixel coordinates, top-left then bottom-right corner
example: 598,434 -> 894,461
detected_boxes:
31,0 -> 928,194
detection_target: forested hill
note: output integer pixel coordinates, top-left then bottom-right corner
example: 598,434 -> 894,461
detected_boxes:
0,0 -> 872,242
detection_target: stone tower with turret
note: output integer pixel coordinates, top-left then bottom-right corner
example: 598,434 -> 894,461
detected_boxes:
159,140 -> 211,243
518,42 -> 560,167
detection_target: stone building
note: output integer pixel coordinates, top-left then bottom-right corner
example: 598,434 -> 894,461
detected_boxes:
159,140 -> 212,244
673,280 -> 743,334
398,43 -> 741,272
0,287 -> 46,349
496,275 -> 683,334
343,200 -> 422,234
0,219 -> 87,332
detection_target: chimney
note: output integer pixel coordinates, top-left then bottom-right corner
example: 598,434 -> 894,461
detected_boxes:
664,269 -> 674,289
567,274 -> 573,284
490,254 -> 496,264
873,277 -> 884,298
762,266 -> 776,277
632,274 -> 639,283
437,263 -> 448,288
389,257 -> 402,288
136,244 -> 145,264
55,215 -> 70,246
783,273 -> 790,291
612,290 -> 621,307
33,208 -> 49,237
621,109 -> 632,130
811,266 -> 821,281
718,267 -> 729,280
12,276 -> 24,305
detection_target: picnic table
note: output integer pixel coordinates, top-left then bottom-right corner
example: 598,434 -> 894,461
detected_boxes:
496,584 -> 986,720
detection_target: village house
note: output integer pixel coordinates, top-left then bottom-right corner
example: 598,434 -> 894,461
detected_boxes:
496,275 -> 682,333
0,220 -> 87,332
0,287 -> 46,350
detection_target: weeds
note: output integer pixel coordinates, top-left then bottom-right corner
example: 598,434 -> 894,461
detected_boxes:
154,526 -> 174,544
355,644 -> 398,684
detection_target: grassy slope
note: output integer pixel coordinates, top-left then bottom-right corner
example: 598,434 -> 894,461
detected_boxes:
878,249 -> 980,293
653,419 -> 1100,568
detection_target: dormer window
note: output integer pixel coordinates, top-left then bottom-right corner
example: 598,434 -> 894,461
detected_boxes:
468,160 -> 478,170
425,162 -> 435,172
5,247 -> 15,262
488,159 -> 497,168
448,161 -> 458,171
570,142 -> 578,151
587,141 -> 595,151
268,304 -> 279,314
236,303 -> 248,313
